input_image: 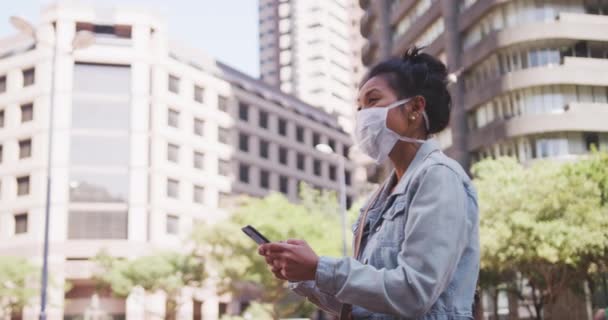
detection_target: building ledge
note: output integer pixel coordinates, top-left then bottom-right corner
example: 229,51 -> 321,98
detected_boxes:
462,15 -> 608,70
467,106 -> 608,150
391,1 -> 442,56
465,60 -> 608,110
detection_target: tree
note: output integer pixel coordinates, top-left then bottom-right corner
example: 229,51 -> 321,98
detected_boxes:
472,155 -> 608,319
191,184 -> 361,320
0,256 -> 38,319
94,251 -> 206,320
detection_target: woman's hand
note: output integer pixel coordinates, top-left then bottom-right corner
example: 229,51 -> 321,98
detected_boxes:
258,239 -> 319,281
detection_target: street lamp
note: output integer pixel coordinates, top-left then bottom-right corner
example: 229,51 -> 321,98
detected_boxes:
315,143 -> 348,257
10,16 -> 95,320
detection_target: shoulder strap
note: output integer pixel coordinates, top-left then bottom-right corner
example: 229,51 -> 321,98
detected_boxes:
352,187 -> 383,259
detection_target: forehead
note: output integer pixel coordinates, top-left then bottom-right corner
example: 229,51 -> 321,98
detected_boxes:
359,75 -> 391,94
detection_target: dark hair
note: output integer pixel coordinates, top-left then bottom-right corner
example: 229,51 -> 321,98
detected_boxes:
362,46 -> 451,134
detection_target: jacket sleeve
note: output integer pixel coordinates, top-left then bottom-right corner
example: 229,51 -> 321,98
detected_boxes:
288,281 -> 342,315
314,165 -> 471,318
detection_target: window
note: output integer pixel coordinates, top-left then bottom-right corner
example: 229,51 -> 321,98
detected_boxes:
279,176 -> 289,195
296,126 -> 305,143
313,160 -> 322,176
345,171 -> 352,186
167,143 -> 179,163
194,118 -> 204,136
193,151 -> 204,169
346,196 -> 353,209
259,110 -> 269,129
239,163 -> 250,183
73,63 -> 131,95
193,185 -> 205,203
68,210 -> 128,239
260,169 -> 270,188
194,85 -> 204,103
19,139 -> 32,159
584,132 -> 600,151
0,75 -> 5,93
14,213 -> 28,234
69,172 -> 128,203
23,68 -> 34,87
297,153 -> 305,171
239,133 -> 249,152
278,118 -> 288,136
218,127 -> 230,144
79,23 -> 132,38
169,75 -> 180,93
218,96 -> 229,112
167,178 -> 179,198
0,109 -> 4,128
238,102 -> 249,121
259,140 -> 270,159
342,145 -> 349,158
328,139 -> 336,152
218,192 -> 232,208
168,109 -> 179,128
21,103 -> 33,123
279,147 -> 288,165
17,176 -> 30,196
166,214 -> 179,235
69,135 -> 129,167
219,303 -> 228,318
218,159 -> 231,177
193,300 -> 203,320
329,165 -> 337,181
312,133 -> 320,147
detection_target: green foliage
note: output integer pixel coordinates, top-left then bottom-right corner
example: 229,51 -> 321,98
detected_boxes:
0,256 -> 38,317
94,250 -> 206,320
192,184 -> 355,319
472,153 -> 608,319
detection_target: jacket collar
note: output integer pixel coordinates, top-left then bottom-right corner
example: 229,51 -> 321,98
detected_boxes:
385,139 -> 441,197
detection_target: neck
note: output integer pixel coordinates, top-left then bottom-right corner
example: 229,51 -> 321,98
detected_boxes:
389,142 -> 420,180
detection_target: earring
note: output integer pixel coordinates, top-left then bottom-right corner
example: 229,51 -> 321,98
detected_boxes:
410,115 -> 416,121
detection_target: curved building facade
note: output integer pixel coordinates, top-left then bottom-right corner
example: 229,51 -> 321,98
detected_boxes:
360,0 -> 608,170
360,0 -> 608,318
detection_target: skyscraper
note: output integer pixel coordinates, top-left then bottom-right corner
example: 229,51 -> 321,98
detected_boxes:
259,0 -> 365,132
360,0 -> 608,171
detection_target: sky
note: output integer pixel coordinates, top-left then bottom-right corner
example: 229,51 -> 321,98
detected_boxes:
0,0 -> 260,77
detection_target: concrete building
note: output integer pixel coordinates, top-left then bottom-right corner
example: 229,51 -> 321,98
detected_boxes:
258,0 -> 365,132
359,0 -> 608,170
0,2 -> 355,319
360,0 -> 608,318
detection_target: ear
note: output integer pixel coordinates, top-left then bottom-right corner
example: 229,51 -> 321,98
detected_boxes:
411,96 -> 426,114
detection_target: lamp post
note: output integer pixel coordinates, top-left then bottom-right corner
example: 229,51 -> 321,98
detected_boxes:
315,143 -> 348,257
10,16 -> 95,320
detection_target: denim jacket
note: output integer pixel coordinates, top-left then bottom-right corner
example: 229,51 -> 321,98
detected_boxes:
291,140 -> 480,319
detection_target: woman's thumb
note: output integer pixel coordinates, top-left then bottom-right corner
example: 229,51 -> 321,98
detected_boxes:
286,239 -> 305,245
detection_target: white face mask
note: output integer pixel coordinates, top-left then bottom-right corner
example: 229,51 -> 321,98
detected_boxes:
355,98 -> 430,164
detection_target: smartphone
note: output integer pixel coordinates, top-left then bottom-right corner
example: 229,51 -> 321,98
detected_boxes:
241,225 -> 270,245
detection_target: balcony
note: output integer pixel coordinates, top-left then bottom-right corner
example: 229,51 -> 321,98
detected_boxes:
465,58 -> 608,110
467,102 -> 608,151
360,10 -> 375,37
361,39 -> 378,66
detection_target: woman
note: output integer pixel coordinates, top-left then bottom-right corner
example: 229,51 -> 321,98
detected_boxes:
259,47 -> 479,319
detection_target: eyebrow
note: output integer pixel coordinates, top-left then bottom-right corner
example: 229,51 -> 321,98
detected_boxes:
357,88 -> 381,104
